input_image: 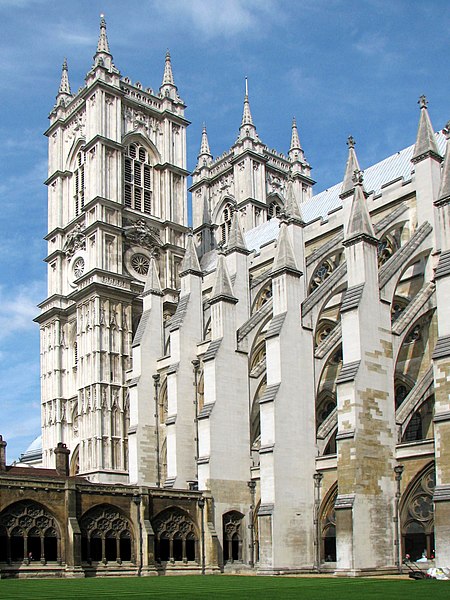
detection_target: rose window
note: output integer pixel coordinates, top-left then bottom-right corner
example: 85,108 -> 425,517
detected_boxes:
73,257 -> 85,279
131,253 -> 150,275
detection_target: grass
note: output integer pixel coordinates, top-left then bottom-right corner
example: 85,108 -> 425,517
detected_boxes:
0,575 -> 448,600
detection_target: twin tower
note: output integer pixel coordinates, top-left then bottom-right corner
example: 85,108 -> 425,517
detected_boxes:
36,17 -> 450,574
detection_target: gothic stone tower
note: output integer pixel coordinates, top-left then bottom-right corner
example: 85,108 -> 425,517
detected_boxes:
36,17 -> 188,482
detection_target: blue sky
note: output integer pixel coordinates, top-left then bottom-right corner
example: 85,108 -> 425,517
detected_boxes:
0,0 -> 448,462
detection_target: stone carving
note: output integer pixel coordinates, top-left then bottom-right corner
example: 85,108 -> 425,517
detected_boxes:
63,224 -> 86,258
123,218 -> 161,255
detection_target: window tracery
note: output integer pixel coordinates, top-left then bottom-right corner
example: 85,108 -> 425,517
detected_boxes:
74,151 -> 85,217
80,505 -> 133,564
222,511 -> 244,563
401,465 -> 435,561
152,508 -> 198,563
253,284 -> 272,313
309,252 -> 343,293
220,202 -> 234,244
377,233 -> 399,266
0,501 -> 60,564
124,143 -> 152,214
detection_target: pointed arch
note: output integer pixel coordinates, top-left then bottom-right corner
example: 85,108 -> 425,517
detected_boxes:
319,483 -> 337,563
80,503 -> 135,565
400,462 -> 435,561
152,506 -> 198,563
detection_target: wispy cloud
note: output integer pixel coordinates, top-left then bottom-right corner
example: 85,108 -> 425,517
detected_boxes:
156,0 -> 278,38
0,281 -> 44,342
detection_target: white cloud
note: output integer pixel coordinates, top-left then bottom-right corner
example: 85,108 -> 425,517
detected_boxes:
157,0 -> 278,38
0,281 -> 45,342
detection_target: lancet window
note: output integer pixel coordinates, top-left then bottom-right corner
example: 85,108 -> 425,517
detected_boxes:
74,151 -> 85,217
124,143 -> 152,214
80,505 -> 133,564
0,501 -> 60,564
220,202 -> 234,244
320,486 -> 337,563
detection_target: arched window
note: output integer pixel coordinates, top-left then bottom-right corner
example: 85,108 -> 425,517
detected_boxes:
152,507 -> 198,563
252,283 -> 272,313
222,511 -> 244,563
220,203 -> 234,244
0,501 -> 61,564
74,151 -> 86,216
401,465 -> 435,561
308,251 -> 343,293
320,485 -> 337,563
268,201 -> 281,220
124,143 -> 152,214
80,505 -> 134,565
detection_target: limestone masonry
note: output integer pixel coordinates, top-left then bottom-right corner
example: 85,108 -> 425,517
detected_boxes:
0,17 -> 449,578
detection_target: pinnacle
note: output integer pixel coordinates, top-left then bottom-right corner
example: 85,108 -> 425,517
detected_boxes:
284,177 -> 303,222
412,95 -> 442,163
271,221 -> 300,276
289,117 -> 304,162
161,49 -> 176,87
198,124 -> 212,157
241,77 -> 254,127
345,170 -> 376,243
340,136 -> 361,197
179,233 -> 202,277
96,13 -> 111,55
211,252 -> 236,302
226,210 -> 248,253
143,257 -> 162,295
58,57 -> 71,97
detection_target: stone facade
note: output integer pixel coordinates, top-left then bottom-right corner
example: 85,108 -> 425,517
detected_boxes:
1,18 -> 449,578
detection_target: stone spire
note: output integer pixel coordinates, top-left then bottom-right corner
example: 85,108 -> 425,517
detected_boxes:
162,50 -> 175,86
340,136 -> 361,198
344,170 -> 376,244
196,124 -> 212,168
210,252 -> 237,302
179,233 -> 202,277
271,221 -> 301,276
143,257 -> 163,296
93,14 -> 116,71
437,121 -> 450,204
284,177 -> 303,223
412,95 -> 442,163
238,78 -> 258,140
160,50 -> 179,99
225,210 -> 248,254
56,58 -> 72,106
289,117 -> 304,162
96,14 -> 110,54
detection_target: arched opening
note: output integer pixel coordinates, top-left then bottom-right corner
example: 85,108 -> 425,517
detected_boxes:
400,464 -> 435,561
320,484 -> 337,563
152,507 -> 198,564
308,251 -> 344,293
80,504 -> 134,565
0,500 -> 61,564
223,511 -> 244,564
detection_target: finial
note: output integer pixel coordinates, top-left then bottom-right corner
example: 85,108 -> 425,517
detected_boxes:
347,135 -> 355,149
352,169 -> 364,185
245,77 -> 249,97
62,57 -> 68,71
418,95 -> 428,109
444,121 -> 450,139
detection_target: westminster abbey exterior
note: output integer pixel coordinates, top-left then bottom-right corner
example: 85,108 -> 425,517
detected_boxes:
1,17 -> 449,578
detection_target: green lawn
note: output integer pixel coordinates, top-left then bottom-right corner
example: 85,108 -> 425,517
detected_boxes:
0,575 -> 448,600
